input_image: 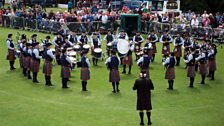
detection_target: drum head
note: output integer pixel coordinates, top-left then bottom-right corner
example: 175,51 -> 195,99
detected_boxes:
68,57 -> 76,63
74,45 -> 80,49
68,51 -> 76,56
94,48 -> 102,53
107,42 -> 112,46
83,44 -> 90,49
117,39 -> 130,54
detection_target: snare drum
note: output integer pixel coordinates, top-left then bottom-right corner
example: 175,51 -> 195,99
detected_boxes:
74,45 -> 80,52
83,44 -> 90,52
67,47 -> 74,51
93,48 -> 102,59
68,57 -> 76,64
16,50 -> 21,57
68,51 -> 76,57
107,42 -> 113,50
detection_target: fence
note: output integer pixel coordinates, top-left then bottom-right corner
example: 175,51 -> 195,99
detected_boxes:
1,15 -> 223,40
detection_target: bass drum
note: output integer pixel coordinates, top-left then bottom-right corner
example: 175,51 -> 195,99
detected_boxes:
117,39 -> 130,58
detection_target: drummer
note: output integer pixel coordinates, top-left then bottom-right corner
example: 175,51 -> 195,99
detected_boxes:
137,49 -> 151,79
91,33 -> 101,66
122,41 -> 134,74
29,34 -> 37,44
64,36 -> 74,48
78,31 -> 90,50
133,31 -> 144,61
105,50 -> 121,93
160,32 -> 173,55
144,38 -> 153,58
173,33 -> 184,66
52,32 -> 64,65
148,32 -> 158,62
80,50 -> 91,91
90,29 -> 102,41
18,34 -> 27,68
117,30 -> 129,41
68,31 -> 78,44
60,48 -> 73,88
104,30 -> 115,56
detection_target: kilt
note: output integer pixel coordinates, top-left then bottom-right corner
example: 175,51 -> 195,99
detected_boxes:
162,45 -> 170,54
31,60 -> 40,73
122,55 -> 133,66
61,66 -> 71,78
151,44 -> 157,54
199,63 -> 207,75
209,59 -> 216,71
55,46 -> 61,57
165,67 -> 175,80
7,49 -> 15,61
174,46 -> 182,57
109,69 -> 120,82
43,60 -> 52,76
19,53 -> 24,67
141,68 -> 150,79
81,68 -> 90,81
137,97 -> 152,110
22,56 -> 27,68
187,66 -> 196,77
25,57 -> 32,70
148,50 -> 152,58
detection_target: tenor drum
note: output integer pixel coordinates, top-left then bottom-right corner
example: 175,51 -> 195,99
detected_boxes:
51,48 -> 56,54
117,39 -> 130,58
93,48 -> 102,59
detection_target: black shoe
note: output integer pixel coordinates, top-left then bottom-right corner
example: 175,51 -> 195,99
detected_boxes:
48,84 -> 54,86
112,90 -> 116,93
117,89 -> 120,92
128,72 -> 131,74
28,76 -> 32,79
189,85 -> 193,88
33,80 -> 39,83
140,122 -> 144,126
200,82 -> 205,84
148,122 -> 152,125
122,71 -> 126,74
210,78 -> 215,81
62,86 -> 69,89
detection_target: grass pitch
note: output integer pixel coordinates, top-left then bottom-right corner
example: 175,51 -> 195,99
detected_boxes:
0,27 -> 224,126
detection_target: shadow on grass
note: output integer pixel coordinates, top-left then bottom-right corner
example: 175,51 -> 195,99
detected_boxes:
187,87 -> 201,93
165,89 -> 180,95
79,91 -> 92,96
107,92 -> 122,98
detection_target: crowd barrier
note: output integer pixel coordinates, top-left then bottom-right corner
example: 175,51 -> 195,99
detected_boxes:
1,15 -> 223,41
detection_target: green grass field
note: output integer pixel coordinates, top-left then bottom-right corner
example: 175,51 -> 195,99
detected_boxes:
0,27 -> 224,126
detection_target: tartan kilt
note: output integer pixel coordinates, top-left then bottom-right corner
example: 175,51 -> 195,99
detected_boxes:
162,45 -> 170,54
81,68 -> 90,81
151,44 -> 157,54
22,56 -> 27,68
55,47 -> 61,57
148,50 -> 152,58
19,53 -> 24,67
31,60 -> 40,73
174,46 -> 182,57
25,57 -> 32,70
61,66 -> 71,78
141,68 -> 150,79
187,66 -> 196,77
122,55 -> 133,66
209,59 -> 216,71
137,98 -> 152,110
109,69 -> 120,82
7,49 -> 16,61
165,67 -> 175,80
43,60 -> 52,76
199,63 -> 207,75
